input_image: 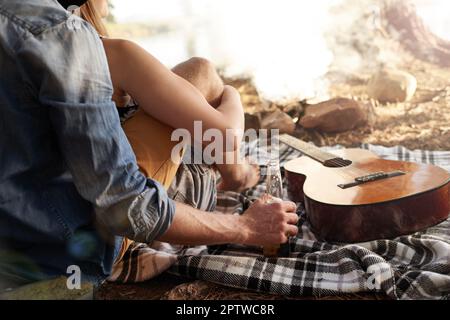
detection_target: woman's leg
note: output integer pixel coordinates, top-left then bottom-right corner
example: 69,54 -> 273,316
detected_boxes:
122,110 -> 184,190
171,57 -> 224,108
113,110 -> 186,266
114,58 -> 222,263
114,58 -> 221,266
113,57 -> 257,268
172,58 -> 260,192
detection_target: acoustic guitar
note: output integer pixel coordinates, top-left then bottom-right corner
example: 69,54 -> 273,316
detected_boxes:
280,134 -> 450,243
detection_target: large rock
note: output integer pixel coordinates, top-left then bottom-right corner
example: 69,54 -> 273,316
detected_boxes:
367,69 -> 417,103
261,110 -> 296,135
299,98 -> 368,133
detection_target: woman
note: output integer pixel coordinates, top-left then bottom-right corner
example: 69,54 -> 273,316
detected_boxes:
77,0 -> 260,192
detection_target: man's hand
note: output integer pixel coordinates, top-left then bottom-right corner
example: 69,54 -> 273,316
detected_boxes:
158,197 -> 298,247
238,198 -> 299,246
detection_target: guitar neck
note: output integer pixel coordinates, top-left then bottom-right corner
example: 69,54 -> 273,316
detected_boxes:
279,134 -> 337,164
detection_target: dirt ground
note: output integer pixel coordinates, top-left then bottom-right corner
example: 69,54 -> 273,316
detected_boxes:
229,55 -> 450,151
95,274 -> 391,300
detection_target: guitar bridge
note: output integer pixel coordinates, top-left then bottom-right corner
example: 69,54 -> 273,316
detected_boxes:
338,171 -> 406,189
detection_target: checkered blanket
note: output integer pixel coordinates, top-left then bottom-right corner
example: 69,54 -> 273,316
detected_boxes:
109,144 -> 450,300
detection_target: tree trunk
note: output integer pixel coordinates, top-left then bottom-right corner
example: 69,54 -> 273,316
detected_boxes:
382,0 -> 450,67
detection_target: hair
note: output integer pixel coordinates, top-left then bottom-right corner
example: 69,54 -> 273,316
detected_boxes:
80,1 -> 109,37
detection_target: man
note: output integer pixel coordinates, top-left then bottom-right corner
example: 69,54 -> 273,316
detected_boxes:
0,0 -> 298,288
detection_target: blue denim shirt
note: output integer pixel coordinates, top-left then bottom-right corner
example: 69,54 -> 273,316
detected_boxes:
0,0 -> 175,285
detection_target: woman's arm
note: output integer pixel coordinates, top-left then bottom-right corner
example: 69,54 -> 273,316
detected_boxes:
102,38 -> 244,150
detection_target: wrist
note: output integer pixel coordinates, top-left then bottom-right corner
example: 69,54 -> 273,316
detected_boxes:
228,214 -> 250,245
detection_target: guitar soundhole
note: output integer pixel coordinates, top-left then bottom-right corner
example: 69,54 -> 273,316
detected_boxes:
324,158 -> 353,168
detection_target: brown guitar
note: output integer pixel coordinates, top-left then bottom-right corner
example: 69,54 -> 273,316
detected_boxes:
280,134 -> 450,243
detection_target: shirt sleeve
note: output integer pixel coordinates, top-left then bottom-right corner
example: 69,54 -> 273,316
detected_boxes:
15,17 -> 175,243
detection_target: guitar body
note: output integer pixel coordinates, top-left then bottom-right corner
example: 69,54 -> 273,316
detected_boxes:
284,148 -> 450,243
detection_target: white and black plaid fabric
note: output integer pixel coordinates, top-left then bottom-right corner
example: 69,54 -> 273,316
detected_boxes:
112,143 -> 450,300
117,102 -> 139,124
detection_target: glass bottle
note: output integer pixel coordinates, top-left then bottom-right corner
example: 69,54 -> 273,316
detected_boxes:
263,159 -> 291,258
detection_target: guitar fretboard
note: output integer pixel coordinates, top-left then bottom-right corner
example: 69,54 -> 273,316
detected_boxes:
279,134 -> 337,164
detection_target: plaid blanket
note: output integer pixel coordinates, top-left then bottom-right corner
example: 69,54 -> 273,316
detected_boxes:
109,143 -> 450,300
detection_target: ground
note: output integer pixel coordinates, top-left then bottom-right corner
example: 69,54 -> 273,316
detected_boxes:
95,274 -> 390,300
230,55 -> 450,151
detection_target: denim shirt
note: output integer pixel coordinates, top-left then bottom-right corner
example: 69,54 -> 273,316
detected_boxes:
0,0 -> 175,285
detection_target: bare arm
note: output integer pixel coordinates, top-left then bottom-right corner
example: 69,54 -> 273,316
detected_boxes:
158,198 -> 299,247
103,39 -> 244,150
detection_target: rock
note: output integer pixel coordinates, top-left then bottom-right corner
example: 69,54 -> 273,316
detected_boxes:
282,101 -> 305,121
299,98 -> 368,133
261,110 -> 296,135
244,113 -> 262,131
367,69 -> 417,103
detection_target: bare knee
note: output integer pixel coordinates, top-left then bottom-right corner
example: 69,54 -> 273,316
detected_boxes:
182,57 -> 218,82
173,57 -> 224,106
188,57 -> 214,72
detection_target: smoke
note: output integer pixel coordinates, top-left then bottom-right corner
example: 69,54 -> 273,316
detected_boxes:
113,0 -> 450,102
325,0 -> 450,75
189,0 -> 450,102
324,0 -> 400,74
415,0 -> 450,40
183,0 -> 342,102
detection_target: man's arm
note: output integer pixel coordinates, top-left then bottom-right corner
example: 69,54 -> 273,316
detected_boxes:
159,199 -> 299,247
16,18 -> 173,243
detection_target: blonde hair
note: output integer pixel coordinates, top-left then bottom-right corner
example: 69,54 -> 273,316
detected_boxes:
80,1 -> 109,37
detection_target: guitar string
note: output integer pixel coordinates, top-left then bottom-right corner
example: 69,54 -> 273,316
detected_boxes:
328,164 -> 367,180
283,139 -> 368,175
290,151 -> 370,180
327,159 -> 365,172
290,156 -> 370,182
281,138 -> 371,178
315,156 -> 369,176
315,154 -> 374,179
328,159 -> 369,177
329,165 -> 370,183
